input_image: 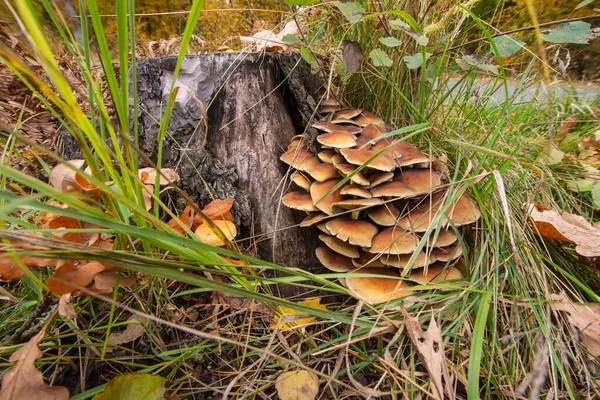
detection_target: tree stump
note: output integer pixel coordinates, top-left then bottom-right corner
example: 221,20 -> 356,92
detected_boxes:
64,53 -> 323,297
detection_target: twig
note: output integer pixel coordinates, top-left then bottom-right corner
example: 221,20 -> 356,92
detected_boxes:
6,293 -> 53,344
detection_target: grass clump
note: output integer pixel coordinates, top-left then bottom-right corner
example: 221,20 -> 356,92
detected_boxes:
1,0 -> 600,399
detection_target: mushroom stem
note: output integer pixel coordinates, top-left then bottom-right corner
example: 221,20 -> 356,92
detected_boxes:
351,210 -> 360,220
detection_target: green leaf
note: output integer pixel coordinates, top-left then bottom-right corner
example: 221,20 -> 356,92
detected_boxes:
536,142 -> 565,165
369,48 -> 393,67
390,19 -> 410,30
93,373 -> 166,400
335,59 -> 349,78
576,0 -> 594,9
457,54 -> 499,74
407,31 -> 428,46
541,21 -> 593,44
333,2 -> 365,23
592,182 -> 600,208
492,35 -> 525,57
282,34 -> 304,46
403,52 -> 431,70
300,46 -> 319,73
285,0 -> 319,5
379,36 -> 402,47
567,179 -> 595,192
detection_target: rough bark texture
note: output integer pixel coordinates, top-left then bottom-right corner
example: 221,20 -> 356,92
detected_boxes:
62,53 -> 323,297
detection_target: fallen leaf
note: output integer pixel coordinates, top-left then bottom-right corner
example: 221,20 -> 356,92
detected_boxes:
58,293 -> 77,319
551,293 -> 600,358
107,316 -> 147,347
91,271 -> 136,294
271,297 -> 328,331
402,311 -> 454,400
48,159 -> 85,193
536,142 -> 565,165
275,370 -> 319,400
0,254 -> 56,280
0,320 -> 69,400
47,260 -> 111,295
201,198 -> 234,220
341,40 -> 363,75
240,20 -> 299,52
527,203 -> 600,259
92,373 -> 165,400
46,215 -> 99,246
138,167 -> 180,185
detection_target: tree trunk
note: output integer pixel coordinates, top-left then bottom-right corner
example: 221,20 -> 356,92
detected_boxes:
96,53 -> 321,297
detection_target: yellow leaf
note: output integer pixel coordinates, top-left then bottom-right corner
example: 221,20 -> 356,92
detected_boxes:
271,297 -> 327,331
275,370 -> 319,400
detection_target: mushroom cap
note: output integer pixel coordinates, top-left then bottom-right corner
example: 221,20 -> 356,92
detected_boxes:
282,192 -> 318,212
389,141 -> 430,167
290,171 -> 311,191
322,97 -> 340,107
432,243 -> 463,262
313,121 -> 362,134
194,220 -> 237,247
321,105 -> 339,113
380,251 -> 436,268
319,234 -> 360,258
333,198 -> 383,211
300,212 -> 329,227
360,124 -> 386,141
368,203 -> 400,226
315,247 -> 354,272
340,148 -> 396,172
326,217 -> 379,247
394,169 -> 444,193
368,171 -> 394,188
370,181 -> 417,198
305,162 -> 341,182
352,252 -> 387,268
426,229 -> 458,248
280,149 -> 320,172
310,179 -> 345,216
353,111 -> 387,131
367,227 -> 419,255
345,267 -> 413,305
340,184 -> 372,198
316,221 -> 330,234
331,153 -> 345,166
397,192 -> 481,232
287,138 -> 305,152
317,130 -> 357,149
334,163 -> 371,186
409,265 -> 464,285
318,150 -> 337,164
333,108 -> 362,120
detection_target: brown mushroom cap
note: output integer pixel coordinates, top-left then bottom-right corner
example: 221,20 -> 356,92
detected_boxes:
194,220 -> 237,247
334,163 -> 371,186
313,121 -> 362,134
322,97 -> 340,107
333,108 -> 362,120
340,148 -> 396,172
360,124 -> 386,141
353,111 -> 387,131
352,252 -> 387,268
280,149 -> 320,172
409,265 -> 464,285
310,179 -> 345,216
394,169 -> 444,193
318,150 -> 337,164
300,212 -> 329,227
345,267 -> 413,304
368,203 -> 401,226
370,181 -> 418,199
388,141 -> 431,167
321,105 -> 339,114
317,130 -> 357,149
305,163 -> 341,182
316,221 -> 330,234
282,192 -> 318,212
340,184 -> 372,198
397,191 -> 481,232
290,171 -> 312,191
432,243 -> 463,262
326,217 -> 378,247
368,171 -> 394,188
426,229 -> 458,248
332,198 -> 383,213
368,227 -> 419,255
319,234 -> 360,258
381,251 -> 436,268
316,247 -> 354,272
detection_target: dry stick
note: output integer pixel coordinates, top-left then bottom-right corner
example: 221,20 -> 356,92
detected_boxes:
6,293 -> 53,344
434,15 -> 600,57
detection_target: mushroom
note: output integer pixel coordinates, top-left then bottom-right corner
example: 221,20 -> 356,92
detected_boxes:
334,162 -> 371,186
326,217 -> 378,247
367,171 -> 394,188
367,203 -> 401,226
345,267 -> 413,305
280,149 -> 320,172
332,198 -> 383,212
370,181 -> 417,199
317,130 -> 357,149
352,252 -> 387,268
290,171 -> 312,191
432,243 -> 463,262
380,251 -> 436,268
367,227 -> 419,255
305,163 -> 341,182
425,228 -> 458,248
409,265 -> 464,285
319,234 -> 360,258
310,179 -> 345,215
353,112 -> 387,132
332,108 -> 362,120
340,148 -> 396,172
318,150 -> 337,163
340,184 -> 372,198
315,247 -> 354,272
282,192 -> 318,212
300,212 -> 329,227
313,121 -> 362,134
394,168 -> 445,193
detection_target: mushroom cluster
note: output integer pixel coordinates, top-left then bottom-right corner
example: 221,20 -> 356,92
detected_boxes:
280,100 -> 481,305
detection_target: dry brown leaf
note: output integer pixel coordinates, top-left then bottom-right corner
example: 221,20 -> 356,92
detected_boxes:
138,167 -> 180,185
48,159 -> 85,194
58,293 -> 77,319
527,203 -> 600,258
46,215 -> 99,246
0,254 -> 56,280
47,260 -> 111,295
551,293 -> 600,358
91,271 -> 136,294
0,320 -> 69,400
275,370 -> 319,400
108,316 -> 147,347
402,311 -> 454,400
342,40 -> 363,75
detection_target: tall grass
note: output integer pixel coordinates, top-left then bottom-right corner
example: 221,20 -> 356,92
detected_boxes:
0,0 -> 599,398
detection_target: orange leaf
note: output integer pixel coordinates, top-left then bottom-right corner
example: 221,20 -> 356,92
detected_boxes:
47,260 -> 111,295
201,198 -> 234,220
90,271 -> 136,294
0,255 -> 56,280
0,320 -> 69,400
46,215 -> 99,246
